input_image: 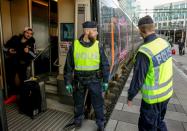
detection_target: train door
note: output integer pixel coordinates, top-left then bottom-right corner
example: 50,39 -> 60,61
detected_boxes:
0,4 -> 8,130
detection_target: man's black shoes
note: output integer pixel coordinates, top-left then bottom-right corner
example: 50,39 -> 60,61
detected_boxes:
75,122 -> 82,128
97,126 -> 105,131
63,121 -> 82,130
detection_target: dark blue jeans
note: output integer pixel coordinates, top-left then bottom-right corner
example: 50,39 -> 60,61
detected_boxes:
138,99 -> 170,131
73,80 -> 104,128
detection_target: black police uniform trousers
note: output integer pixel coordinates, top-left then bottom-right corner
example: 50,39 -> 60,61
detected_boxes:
73,78 -> 104,128
138,99 -> 169,131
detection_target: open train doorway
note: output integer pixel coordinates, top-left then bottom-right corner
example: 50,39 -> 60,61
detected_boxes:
32,0 -> 58,76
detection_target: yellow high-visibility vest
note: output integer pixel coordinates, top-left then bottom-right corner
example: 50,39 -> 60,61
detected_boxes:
74,40 -> 100,71
138,38 -> 173,104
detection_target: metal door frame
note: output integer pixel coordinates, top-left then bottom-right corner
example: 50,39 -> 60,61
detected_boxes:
0,0 -> 8,130
75,0 -> 91,39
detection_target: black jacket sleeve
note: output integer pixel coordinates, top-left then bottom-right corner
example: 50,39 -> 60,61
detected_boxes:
128,52 -> 150,101
64,44 -> 74,86
4,35 -> 19,53
99,46 -> 110,83
27,37 -> 36,59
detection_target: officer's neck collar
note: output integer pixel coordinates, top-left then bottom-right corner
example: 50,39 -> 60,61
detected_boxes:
144,33 -> 157,43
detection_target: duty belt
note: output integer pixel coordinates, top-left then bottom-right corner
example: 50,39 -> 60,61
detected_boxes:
74,71 -> 102,81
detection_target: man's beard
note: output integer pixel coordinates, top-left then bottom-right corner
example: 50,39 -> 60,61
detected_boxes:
140,32 -> 145,39
88,35 -> 96,43
23,35 -> 29,40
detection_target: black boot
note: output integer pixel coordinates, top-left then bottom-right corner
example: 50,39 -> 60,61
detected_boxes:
63,121 -> 82,130
97,126 -> 105,131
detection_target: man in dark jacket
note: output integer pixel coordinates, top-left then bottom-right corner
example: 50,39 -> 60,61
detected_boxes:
64,21 -> 110,131
178,39 -> 185,55
4,27 -> 36,95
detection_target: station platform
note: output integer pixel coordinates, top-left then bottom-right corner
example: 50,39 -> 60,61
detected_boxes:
5,44 -> 187,131
106,44 -> 187,131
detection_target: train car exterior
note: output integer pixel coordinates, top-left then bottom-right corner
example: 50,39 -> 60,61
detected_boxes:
98,0 -> 142,79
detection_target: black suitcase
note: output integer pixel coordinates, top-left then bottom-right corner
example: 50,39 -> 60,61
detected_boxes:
19,80 -> 47,118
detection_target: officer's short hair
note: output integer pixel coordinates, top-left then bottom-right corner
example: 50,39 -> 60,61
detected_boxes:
138,15 -> 155,33
138,15 -> 154,26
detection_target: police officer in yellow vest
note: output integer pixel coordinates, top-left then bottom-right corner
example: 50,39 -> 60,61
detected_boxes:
64,21 -> 110,131
127,15 -> 173,131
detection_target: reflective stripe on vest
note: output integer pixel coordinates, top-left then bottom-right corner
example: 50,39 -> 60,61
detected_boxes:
138,38 -> 173,104
74,40 -> 100,71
